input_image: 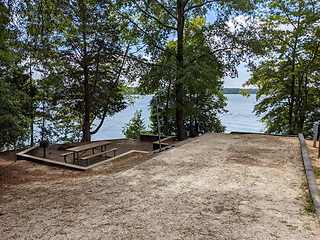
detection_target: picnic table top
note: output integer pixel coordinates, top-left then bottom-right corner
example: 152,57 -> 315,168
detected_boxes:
66,141 -> 111,152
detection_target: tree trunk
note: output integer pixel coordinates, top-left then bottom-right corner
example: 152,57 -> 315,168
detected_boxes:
176,0 -> 186,141
298,75 -> 304,131
82,19 -> 91,142
288,73 -> 295,135
90,110 -> 107,135
288,40 -> 297,135
30,118 -> 34,146
83,63 -> 91,142
195,95 -> 198,136
299,74 -> 308,131
30,57 -> 34,146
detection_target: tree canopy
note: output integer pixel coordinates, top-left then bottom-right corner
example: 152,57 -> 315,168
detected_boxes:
4,0 -> 320,150
0,2 -> 32,150
243,0 -> 320,136
21,0 -> 129,142
124,0 -> 263,139
139,17 -> 229,136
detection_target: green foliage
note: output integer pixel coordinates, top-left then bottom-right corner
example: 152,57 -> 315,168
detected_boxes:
312,165 -> 320,179
139,17 -> 232,137
125,0 -> 263,139
243,0 -> 320,137
22,0 -> 128,142
0,0 -> 271,145
148,95 -> 176,136
0,78 -> 30,150
122,110 -> 147,139
0,2 -> 35,150
148,90 -> 227,137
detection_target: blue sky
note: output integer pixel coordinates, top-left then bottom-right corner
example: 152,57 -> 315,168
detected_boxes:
223,63 -> 252,88
206,11 -> 254,88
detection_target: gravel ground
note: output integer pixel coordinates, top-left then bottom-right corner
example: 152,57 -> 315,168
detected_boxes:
1,133 -> 319,239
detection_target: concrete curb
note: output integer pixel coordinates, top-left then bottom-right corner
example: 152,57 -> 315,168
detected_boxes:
16,146 -> 149,171
299,133 -> 320,217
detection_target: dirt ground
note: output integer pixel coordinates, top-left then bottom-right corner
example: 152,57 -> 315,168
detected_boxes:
0,151 -> 153,189
1,133 -> 320,239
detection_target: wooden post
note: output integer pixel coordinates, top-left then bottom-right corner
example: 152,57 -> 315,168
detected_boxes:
14,142 -> 17,162
313,123 -> 318,147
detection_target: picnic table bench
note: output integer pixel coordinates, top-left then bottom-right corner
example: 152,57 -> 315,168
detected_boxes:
80,148 -> 118,166
59,141 -> 111,165
60,151 -> 74,163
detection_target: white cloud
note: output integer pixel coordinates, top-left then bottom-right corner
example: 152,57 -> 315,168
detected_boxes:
223,63 -> 252,88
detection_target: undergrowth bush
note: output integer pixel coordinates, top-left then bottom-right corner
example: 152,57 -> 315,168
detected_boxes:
122,110 -> 148,139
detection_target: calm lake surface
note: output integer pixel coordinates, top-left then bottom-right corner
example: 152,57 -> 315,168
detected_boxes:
220,94 -> 265,134
91,94 -> 265,141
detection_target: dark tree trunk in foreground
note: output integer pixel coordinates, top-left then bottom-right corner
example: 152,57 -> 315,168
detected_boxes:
83,63 -> 91,142
176,0 -> 186,141
82,22 -> 91,142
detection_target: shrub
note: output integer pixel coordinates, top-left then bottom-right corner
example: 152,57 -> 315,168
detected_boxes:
122,110 -> 147,139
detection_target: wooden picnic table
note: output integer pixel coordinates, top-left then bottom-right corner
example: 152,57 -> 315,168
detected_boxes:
64,141 -> 111,165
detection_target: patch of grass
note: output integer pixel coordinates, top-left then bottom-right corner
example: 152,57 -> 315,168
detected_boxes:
289,183 -> 298,189
312,165 -> 320,178
305,193 -> 316,214
286,224 -> 298,230
280,220 -> 287,223
305,227 -> 312,231
300,177 -> 308,189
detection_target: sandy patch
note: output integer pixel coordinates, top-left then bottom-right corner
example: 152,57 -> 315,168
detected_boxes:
1,133 -> 319,239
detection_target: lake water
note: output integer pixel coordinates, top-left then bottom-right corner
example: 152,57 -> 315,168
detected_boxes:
91,94 -> 265,141
220,94 -> 265,133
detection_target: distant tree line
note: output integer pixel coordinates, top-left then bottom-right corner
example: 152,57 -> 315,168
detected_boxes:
221,88 -> 259,94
